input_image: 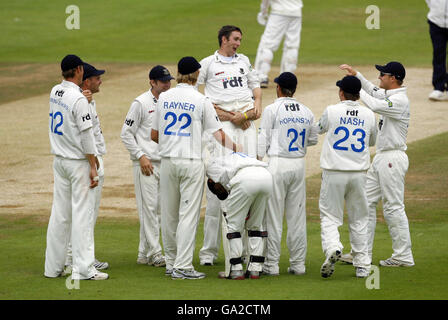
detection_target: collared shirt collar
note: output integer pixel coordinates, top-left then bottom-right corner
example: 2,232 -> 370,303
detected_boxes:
214,50 -> 239,63
385,86 -> 407,96
62,79 -> 82,92
341,100 -> 360,106
149,88 -> 158,103
177,83 -> 195,89
275,97 -> 296,103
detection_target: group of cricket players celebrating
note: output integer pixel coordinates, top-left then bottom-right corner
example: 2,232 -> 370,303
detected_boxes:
44,24 -> 414,282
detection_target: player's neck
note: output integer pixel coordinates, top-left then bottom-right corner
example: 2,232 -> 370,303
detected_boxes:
217,48 -> 234,57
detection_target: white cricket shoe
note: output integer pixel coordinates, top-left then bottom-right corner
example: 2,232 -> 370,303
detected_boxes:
229,270 -> 245,280
94,259 -> 109,270
428,90 -> 448,101
339,253 -> 353,264
165,268 -> 173,276
148,254 -> 166,267
355,267 -> 371,278
136,256 -> 149,265
379,258 -> 414,267
288,266 -> 306,275
200,259 -> 214,266
88,271 -> 109,280
171,268 -> 206,280
320,250 -> 341,278
262,265 -> 280,276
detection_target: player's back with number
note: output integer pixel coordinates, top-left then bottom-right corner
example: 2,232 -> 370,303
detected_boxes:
154,84 -> 219,159
49,81 -> 91,159
318,101 -> 376,171
261,97 -> 316,158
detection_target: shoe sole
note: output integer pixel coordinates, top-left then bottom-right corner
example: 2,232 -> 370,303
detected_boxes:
379,262 -> 414,267
321,250 -> 341,278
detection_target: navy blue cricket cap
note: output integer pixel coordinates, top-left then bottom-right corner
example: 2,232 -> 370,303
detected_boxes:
82,63 -> 105,81
149,65 -> 174,81
61,54 -> 83,72
336,75 -> 362,94
375,61 -> 406,80
178,56 -> 201,75
274,72 -> 297,90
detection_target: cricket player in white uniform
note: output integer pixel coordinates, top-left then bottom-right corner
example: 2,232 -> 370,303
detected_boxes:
317,75 -> 377,279
121,65 -> 173,267
65,63 -> 109,273
197,25 -> 262,266
254,0 -> 303,88
257,72 -> 318,276
151,57 -> 241,280
340,62 -> 415,267
44,55 -> 108,280
206,152 -> 272,280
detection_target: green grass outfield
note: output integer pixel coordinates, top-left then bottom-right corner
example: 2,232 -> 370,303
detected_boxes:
0,0 -> 431,66
1,132 -> 447,300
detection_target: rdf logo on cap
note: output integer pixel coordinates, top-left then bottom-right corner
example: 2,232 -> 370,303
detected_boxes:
149,65 -> 174,81
375,61 -> 406,80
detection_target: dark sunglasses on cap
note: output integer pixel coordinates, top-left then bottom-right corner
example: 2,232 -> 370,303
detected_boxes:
380,72 -> 393,77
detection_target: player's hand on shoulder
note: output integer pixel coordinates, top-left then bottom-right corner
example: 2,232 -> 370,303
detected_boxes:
339,64 -> 357,76
82,90 -> 93,103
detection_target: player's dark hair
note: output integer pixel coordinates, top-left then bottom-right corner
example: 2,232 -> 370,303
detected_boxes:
342,91 -> 360,101
218,25 -> 242,47
280,87 -> 295,97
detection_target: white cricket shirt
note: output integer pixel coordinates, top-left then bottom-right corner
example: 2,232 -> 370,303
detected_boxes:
426,0 -> 448,28
153,83 -> 222,160
89,100 -> 106,156
197,51 -> 260,107
356,72 -> 410,152
49,80 -> 94,160
258,97 -> 317,158
317,100 -> 377,171
269,0 -> 303,17
206,152 -> 268,190
121,90 -> 160,161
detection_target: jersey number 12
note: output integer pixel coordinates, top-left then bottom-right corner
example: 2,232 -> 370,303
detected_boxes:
49,112 -> 63,135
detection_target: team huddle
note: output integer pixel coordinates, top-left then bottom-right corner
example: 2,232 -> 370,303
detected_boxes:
44,23 -> 414,281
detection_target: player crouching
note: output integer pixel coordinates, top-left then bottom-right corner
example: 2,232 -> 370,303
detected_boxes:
206,152 -> 272,280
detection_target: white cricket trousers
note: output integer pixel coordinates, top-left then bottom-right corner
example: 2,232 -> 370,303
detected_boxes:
65,155 -> 105,265
366,150 -> 414,265
200,118 -> 256,263
264,157 -> 307,273
160,158 -> 205,270
45,157 -> 96,280
254,13 -> 302,80
319,170 -> 371,268
133,161 -> 163,260
226,167 -> 272,272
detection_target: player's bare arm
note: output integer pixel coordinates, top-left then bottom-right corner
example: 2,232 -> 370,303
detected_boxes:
86,154 -> 99,189
212,129 -> 243,152
151,129 -> 159,143
252,87 -> 262,119
213,104 -> 236,122
339,64 -> 357,76
139,155 -> 154,176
